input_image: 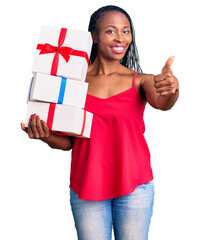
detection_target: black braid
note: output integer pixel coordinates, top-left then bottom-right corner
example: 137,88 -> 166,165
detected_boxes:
88,5 -> 143,73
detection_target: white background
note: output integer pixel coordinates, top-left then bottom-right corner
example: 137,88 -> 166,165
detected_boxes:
1,0 -> 200,239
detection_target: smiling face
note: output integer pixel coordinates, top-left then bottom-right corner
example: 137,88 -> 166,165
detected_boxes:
93,11 -> 132,61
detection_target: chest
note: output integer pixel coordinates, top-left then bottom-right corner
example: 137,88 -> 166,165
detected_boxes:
86,75 -> 140,99
84,88 -> 145,121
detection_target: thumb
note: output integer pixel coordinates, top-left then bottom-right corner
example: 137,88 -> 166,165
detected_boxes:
21,122 -> 28,134
162,56 -> 175,73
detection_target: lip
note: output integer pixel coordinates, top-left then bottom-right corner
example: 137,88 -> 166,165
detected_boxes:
111,44 -> 126,47
110,44 -> 126,54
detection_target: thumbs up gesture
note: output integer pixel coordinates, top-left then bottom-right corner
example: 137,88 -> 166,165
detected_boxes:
154,56 -> 179,96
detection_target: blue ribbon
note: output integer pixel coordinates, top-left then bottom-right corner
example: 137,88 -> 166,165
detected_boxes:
58,77 -> 67,104
28,77 -> 34,101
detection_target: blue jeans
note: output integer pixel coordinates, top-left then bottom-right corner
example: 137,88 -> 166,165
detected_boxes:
70,180 -> 155,240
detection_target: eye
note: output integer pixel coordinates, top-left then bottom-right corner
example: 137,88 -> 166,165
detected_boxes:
123,30 -> 130,34
106,29 -> 115,34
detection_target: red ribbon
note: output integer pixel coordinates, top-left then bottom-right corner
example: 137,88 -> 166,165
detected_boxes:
80,110 -> 86,136
46,103 -> 87,137
37,28 -> 89,75
46,103 -> 56,130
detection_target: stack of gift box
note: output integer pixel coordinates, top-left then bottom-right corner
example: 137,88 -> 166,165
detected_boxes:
25,26 -> 93,138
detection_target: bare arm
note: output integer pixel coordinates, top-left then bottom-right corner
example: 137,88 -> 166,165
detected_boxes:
41,132 -> 74,151
21,115 -> 74,151
141,56 -> 179,110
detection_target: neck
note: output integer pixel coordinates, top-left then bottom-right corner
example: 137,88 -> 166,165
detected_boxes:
91,55 -> 122,76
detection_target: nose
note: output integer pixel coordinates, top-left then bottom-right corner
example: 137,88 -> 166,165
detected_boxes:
114,31 -> 124,43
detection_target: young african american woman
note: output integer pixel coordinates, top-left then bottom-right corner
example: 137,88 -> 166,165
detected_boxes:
21,5 -> 179,240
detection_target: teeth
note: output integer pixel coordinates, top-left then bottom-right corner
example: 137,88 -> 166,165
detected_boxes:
112,47 -> 124,50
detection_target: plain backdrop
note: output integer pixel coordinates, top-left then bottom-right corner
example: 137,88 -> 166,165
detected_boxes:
1,0 -> 201,239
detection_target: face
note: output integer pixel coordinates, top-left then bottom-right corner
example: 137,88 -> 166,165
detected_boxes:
93,11 -> 132,61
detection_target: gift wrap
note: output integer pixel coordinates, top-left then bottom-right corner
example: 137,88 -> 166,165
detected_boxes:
28,73 -> 88,108
25,101 -> 93,138
32,26 -> 93,81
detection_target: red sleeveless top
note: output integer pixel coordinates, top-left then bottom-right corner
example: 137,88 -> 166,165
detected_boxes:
69,73 -> 153,201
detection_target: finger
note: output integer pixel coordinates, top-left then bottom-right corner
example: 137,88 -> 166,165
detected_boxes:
162,56 -> 175,73
161,67 -> 173,76
156,85 -> 174,94
36,116 -> 46,138
41,121 -> 50,138
154,76 -> 174,88
160,89 -> 177,96
154,75 -> 165,83
160,91 -> 171,96
154,72 -> 173,83
28,115 -> 34,138
21,122 -> 28,134
30,115 -> 40,139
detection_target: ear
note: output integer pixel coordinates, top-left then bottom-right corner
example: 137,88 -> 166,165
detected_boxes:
92,32 -> 98,43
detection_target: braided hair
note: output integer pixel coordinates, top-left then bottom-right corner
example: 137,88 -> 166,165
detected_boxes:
88,5 -> 143,73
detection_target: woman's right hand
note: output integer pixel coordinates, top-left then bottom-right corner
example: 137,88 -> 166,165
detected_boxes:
21,114 -> 51,141
21,114 -> 74,150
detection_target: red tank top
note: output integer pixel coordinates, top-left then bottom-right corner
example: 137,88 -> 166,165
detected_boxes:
69,73 -> 153,201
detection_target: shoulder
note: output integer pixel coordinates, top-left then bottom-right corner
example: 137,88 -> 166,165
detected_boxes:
135,73 -> 155,86
119,67 -> 150,101
119,66 -> 153,82
138,74 -> 155,91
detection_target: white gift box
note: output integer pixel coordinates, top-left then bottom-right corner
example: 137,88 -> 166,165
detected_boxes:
28,73 -> 88,108
32,26 -> 92,81
25,101 -> 93,138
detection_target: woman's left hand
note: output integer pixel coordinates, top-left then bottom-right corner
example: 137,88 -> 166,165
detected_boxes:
154,56 -> 179,96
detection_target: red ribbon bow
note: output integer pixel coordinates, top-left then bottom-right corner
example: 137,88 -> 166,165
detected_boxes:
37,28 -> 89,75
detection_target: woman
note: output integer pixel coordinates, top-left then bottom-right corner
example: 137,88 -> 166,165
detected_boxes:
21,5 -> 179,240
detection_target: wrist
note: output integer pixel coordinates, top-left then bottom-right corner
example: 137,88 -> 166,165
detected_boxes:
41,132 -> 55,146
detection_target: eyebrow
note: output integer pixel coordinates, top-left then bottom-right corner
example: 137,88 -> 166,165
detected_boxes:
105,25 -> 130,29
